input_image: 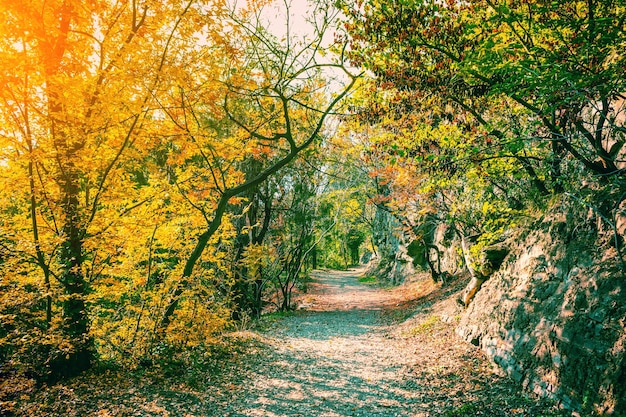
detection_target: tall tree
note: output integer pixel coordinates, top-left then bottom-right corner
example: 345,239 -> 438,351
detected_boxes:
0,0 -> 227,377
342,0 -> 625,188
157,0 -> 360,331
338,0 -> 625,279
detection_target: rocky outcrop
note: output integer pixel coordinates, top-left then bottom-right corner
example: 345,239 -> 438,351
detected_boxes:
459,240 -> 510,307
428,221 -> 465,278
368,208 -> 423,284
456,208 -> 626,415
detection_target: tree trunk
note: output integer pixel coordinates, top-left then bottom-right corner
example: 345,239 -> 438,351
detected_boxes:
50,171 -> 94,379
550,140 -> 565,193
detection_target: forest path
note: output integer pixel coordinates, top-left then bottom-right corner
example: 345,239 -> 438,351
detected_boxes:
214,268 -> 556,417
229,267 -> 420,416
13,268 -> 560,416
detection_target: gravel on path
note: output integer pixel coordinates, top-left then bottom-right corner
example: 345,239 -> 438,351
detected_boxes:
212,268 -> 560,417
9,267 -> 561,417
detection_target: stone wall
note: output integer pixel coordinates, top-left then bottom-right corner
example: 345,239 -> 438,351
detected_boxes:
455,211 -> 626,415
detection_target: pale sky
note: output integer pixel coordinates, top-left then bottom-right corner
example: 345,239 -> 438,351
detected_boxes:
255,0 -> 325,42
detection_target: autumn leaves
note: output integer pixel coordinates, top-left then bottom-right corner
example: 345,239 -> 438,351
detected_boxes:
0,0 -> 356,379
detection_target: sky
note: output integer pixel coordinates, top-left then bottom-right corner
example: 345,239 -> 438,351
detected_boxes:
252,0 -> 325,42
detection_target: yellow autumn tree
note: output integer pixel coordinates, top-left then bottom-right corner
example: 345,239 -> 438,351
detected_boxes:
0,0 -> 229,379
155,0 -> 360,332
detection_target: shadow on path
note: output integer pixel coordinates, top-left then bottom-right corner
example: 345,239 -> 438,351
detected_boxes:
214,269 -> 440,416
204,269 -> 559,417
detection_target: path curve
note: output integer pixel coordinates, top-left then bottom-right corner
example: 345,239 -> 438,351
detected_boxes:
9,268 -> 560,416
215,268 -> 557,417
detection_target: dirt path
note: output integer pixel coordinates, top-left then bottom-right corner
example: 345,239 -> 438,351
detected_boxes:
211,268 -> 559,417
227,268 -> 418,416
11,268 -> 560,416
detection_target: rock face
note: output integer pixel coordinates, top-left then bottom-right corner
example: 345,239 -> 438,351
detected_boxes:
456,210 -> 626,415
368,208 -> 423,284
429,221 -> 465,278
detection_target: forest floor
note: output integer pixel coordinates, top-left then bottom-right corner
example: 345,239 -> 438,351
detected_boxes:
7,267 -> 562,417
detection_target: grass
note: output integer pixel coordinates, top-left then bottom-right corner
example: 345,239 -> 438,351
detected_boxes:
247,310 -> 300,333
357,275 -> 379,285
409,314 -> 441,335
445,403 -> 480,417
